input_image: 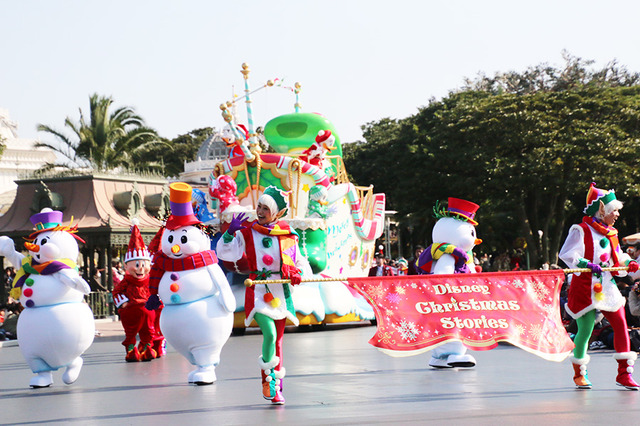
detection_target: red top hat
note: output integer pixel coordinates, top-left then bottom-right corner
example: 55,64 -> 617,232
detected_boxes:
447,198 -> 480,226
165,182 -> 201,230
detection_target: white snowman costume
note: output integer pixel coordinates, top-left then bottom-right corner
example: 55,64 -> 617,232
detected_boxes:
147,182 -> 235,385
418,198 -> 481,369
0,209 -> 94,388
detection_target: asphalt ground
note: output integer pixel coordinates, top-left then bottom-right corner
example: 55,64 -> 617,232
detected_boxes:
1,319 -> 640,425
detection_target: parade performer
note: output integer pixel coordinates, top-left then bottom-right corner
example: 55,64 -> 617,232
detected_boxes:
112,220 -> 157,362
216,185 -> 305,405
559,183 -> 640,390
146,182 -> 235,385
300,130 -> 335,167
0,208 -> 94,388
418,198 -> 482,368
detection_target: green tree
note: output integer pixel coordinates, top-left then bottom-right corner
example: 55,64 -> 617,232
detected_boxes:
345,53 -> 640,267
135,127 -> 214,177
36,93 -> 163,171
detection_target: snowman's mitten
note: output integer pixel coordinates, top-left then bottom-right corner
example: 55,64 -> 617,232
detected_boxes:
0,236 -> 21,266
145,294 -> 161,310
58,269 -> 91,294
0,236 -> 15,255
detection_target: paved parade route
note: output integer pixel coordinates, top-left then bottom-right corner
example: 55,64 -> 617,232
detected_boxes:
2,322 -> 640,425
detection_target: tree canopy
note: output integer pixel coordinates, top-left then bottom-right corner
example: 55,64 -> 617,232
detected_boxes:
36,93 -> 164,172
135,127 -> 214,177
344,53 -> 640,267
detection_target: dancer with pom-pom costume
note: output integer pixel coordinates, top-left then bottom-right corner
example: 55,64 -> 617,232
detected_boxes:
217,186 -> 308,405
559,183 -> 640,390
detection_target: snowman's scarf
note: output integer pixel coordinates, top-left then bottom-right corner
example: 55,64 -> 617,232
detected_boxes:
418,243 -> 471,274
149,250 -> 218,295
10,256 -> 77,299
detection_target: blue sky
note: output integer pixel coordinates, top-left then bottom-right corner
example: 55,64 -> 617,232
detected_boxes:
3,0 -> 640,145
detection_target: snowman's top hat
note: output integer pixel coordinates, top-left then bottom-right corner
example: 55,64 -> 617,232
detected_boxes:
165,182 -> 201,230
434,198 -> 480,226
27,208 -> 85,243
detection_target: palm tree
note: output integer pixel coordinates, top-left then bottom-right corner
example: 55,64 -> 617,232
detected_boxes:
36,94 -> 166,172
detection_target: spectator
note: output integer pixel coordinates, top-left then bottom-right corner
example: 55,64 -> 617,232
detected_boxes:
407,245 -> 424,276
368,254 -> 395,276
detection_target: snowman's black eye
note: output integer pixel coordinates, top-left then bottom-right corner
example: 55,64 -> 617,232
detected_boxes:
181,235 -> 188,244
168,235 -> 173,243
471,229 -> 475,238
40,238 -> 48,245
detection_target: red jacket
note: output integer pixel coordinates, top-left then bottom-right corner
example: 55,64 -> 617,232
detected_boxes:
113,275 -> 150,306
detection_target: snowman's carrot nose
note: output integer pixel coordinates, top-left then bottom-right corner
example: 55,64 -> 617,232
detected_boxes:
171,244 -> 180,254
475,238 -> 483,245
24,242 -> 40,252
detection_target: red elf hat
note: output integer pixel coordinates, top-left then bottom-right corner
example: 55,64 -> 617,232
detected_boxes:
124,219 -> 150,263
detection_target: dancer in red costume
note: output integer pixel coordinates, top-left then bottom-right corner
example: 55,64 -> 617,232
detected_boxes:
217,186 -> 307,405
560,183 -> 640,390
112,221 -> 157,362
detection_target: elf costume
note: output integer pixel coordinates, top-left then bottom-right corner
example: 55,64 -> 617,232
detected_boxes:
559,183 -> 640,390
216,186 -> 305,405
112,222 -> 157,362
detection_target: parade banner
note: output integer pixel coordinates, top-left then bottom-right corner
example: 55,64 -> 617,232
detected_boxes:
347,270 -> 574,362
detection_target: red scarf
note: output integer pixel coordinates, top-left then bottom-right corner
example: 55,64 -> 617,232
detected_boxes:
582,216 -> 621,266
149,250 -> 218,294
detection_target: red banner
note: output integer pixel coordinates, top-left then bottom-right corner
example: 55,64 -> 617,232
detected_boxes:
347,270 -> 574,362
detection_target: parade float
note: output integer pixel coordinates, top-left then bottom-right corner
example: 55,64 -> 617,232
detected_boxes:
208,63 -> 385,329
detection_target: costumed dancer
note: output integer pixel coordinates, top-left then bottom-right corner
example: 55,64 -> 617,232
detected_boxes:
0,208 -> 94,388
418,198 -> 482,368
559,183 -> 640,390
216,186 -> 305,405
112,219 -> 157,362
146,182 -> 235,385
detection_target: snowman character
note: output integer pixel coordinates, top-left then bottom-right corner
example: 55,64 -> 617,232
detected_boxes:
146,182 -> 236,385
0,208 -> 94,388
418,198 -> 482,369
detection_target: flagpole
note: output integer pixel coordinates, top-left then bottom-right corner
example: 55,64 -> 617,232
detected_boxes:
244,266 -> 631,286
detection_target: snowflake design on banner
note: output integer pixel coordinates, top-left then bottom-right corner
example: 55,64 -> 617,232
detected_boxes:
512,279 -> 525,289
394,320 -> 421,342
527,279 -> 551,303
395,286 -> 406,295
410,283 -> 418,289
369,284 -> 386,301
529,323 -> 543,340
513,324 -> 526,336
386,292 -> 401,304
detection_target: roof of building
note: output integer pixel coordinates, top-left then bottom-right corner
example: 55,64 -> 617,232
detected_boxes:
0,173 -> 167,242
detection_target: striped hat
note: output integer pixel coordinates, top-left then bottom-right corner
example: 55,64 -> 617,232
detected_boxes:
584,182 -> 616,216
124,220 -> 150,263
